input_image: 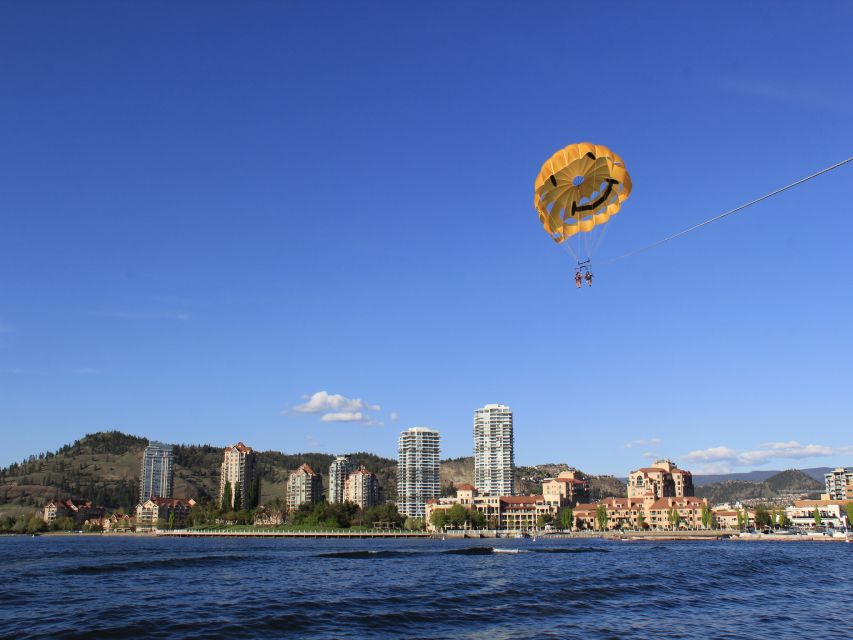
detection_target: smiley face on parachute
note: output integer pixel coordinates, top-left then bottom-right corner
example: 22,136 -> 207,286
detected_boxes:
534,143 -> 632,243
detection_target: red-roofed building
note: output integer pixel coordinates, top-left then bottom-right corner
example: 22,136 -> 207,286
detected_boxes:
135,497 -> 196,532
573,495 -> 709,531
627,459 -> 694,500
344,467 -> 381,509
43,499 -> 104,526
543,470 -> 590,507
424,486 -> 556,531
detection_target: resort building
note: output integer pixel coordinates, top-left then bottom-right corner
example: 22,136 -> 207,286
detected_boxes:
139,440 -> 174,502
102,513 -> 134,532
785,500 -> 851,529
542,470 -> 591,507
572,496 -> 709,531
343,467 -> 381,510
425,484 -> 555,531
42,499 -> 104,526
711,507 -> 755,530
218,442 -> 257,510
397,427 -> 441,518
824,467 -> 853,500
329,455 -> 356,504
474,404 -> 514,496
135,497 -> 196,532
627,459 -> 694,500
287,464 -> 323,511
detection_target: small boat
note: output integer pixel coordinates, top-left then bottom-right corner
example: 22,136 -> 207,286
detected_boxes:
494,548 -> 520,554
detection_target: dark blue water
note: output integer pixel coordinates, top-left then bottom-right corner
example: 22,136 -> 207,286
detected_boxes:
2,536 -> 851,638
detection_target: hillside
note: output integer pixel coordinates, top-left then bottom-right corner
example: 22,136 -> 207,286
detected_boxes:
0,432 -> 398,513
696,469 -> 823,505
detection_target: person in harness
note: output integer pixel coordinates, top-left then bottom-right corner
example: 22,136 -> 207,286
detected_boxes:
585,271 -> 594,287
574,271 -> 583,288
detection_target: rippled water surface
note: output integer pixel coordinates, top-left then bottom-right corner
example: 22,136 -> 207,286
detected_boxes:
2,536 -> 850,638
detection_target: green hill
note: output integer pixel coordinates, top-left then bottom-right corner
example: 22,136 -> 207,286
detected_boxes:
0,431 -> 398,514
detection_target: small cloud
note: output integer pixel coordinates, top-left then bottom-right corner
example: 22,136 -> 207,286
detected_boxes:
321,411 -> 367,423
694,462 -> 735,475
683,446 -> 739,463
291,390 -> 382,426
293,391 -> 380,414
389,411 -> 399,422
624,437 -> 661,449
641,451 -> 661,460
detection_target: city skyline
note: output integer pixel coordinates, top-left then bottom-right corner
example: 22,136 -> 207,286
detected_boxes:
1,3 -> 852,475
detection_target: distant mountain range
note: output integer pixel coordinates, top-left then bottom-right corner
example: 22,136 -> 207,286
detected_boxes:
0,431 -> 834,515
692,468 -> 831,486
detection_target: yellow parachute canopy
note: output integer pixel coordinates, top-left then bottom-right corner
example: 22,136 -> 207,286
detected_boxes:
534,142 -> 632,243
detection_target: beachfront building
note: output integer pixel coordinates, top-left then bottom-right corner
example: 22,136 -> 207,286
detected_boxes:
712,506 -> 756,530
785,500 -> 850,529
425,484 -> 555,531
343,467 -> 381,510
139,441 -> 174,502
43,499 -> 104,526
135,497 -> 196,532
474,404 -> 514,496
627,459 -> 694,500
219,442 -> 257,510
573,496 -> 709,531
824,467 -> 853,500
397,427 -> 441,518
542,470 -> 591,508
287,464 -> 323,511
329,455 -> 357,504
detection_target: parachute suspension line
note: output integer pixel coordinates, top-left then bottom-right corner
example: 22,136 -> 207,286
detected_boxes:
591,215 -> 609,258
602,155 -> 853,265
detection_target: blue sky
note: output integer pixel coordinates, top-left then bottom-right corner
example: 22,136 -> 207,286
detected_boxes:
1,2 -> 852,474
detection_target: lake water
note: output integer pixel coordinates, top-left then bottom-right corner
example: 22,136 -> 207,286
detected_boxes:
1,536 -> 850,638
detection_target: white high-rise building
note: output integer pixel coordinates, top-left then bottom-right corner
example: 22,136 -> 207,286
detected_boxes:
474,404 -> 514,496
329,455 -> 356,504
139,441 -> 174,502
397,427 -> 440,518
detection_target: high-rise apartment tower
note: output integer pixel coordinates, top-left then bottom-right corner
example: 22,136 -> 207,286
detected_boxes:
329,455 -> 356,504
474,404 -> 514,496
397,427 -> 440,518
139,441 -> 174,502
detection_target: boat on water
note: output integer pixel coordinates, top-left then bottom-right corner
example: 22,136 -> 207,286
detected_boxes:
494,548 -> 520,554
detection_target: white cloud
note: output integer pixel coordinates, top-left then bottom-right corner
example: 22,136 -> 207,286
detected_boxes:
294,391 -> 380,414
291,391 -> 382,426
738,441 -> 833,465
683,446 -> 740,463
389,411 -> 399,422
625,438 -> 661,449
321,411 -> 367,423
682,441 -> 836,468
